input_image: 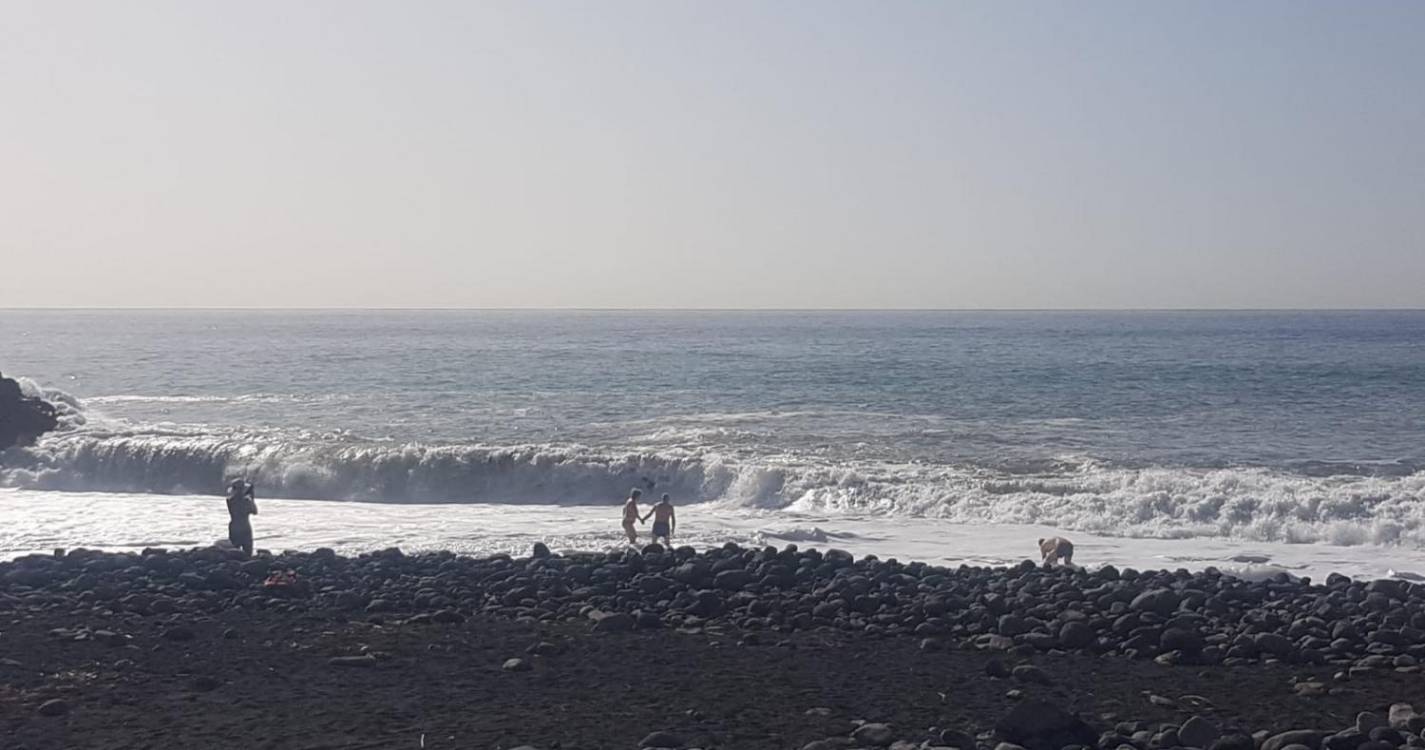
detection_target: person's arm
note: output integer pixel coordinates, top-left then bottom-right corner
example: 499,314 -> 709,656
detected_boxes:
670,507 -> 676,536
248,489 -> 258,515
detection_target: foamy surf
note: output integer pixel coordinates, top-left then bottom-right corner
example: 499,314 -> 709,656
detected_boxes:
4,423 -> 1424,549
6,487 -> 1425,583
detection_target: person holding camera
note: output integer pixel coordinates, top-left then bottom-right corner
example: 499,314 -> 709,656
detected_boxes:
225,479 -> 258,556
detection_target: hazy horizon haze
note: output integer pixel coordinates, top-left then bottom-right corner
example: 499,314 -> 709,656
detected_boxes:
3,1 -> 1422,309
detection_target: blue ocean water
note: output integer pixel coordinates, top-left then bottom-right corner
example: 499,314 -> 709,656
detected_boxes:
2,310 -> 1423,545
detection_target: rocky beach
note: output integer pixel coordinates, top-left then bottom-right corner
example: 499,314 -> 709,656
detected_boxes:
4,543 -> 1425,749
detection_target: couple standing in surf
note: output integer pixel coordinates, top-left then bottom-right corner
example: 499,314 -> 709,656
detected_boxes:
621,488 -> 676,547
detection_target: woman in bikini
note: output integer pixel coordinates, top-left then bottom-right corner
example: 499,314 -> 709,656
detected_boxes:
621,489 -> 644,545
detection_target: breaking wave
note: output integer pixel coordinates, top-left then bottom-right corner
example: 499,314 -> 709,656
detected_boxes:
1,429 -> 740,506
2,384 -> 1423,549
4,428 -> 1425,548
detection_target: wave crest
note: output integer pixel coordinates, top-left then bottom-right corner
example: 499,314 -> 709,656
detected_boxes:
2,431 -> 742,504
5,429 -> 1425,548
2,383 -> 1423,549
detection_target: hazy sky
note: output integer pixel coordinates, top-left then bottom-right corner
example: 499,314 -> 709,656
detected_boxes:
2,2 -> 1422,309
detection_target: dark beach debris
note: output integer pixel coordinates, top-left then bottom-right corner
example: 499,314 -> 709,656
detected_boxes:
189,675 -> 221,692
1178,715 -> 1221,748
525,641 -> 562,656
638,730 -> 686,748
851,722 -> 896,747
329,654 -> 378,668
161,624 -> 196,642
995,699 -> 1097,750
1011,663 -> 1053,685
36,698 -> 70,717
588,610 -> 636,633
788,699 -> 1425,750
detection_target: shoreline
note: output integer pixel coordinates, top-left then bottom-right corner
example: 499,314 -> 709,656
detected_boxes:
8,488 -> 1425,583
6,542 -> 1425,748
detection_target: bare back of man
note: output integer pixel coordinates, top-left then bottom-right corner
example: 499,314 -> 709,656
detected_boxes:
646,495 -> 676,546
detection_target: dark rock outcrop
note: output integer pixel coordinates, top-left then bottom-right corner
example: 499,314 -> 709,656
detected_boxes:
0,372 -> 59,453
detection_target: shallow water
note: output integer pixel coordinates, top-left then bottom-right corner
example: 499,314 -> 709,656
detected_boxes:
8,488 -> 1425,583
2,310 -> 1423,563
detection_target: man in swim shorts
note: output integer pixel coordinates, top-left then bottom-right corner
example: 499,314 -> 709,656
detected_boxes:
644,493 -> 676,547
621,488 -> 644,545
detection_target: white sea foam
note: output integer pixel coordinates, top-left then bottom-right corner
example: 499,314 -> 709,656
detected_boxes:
9,487 -> 1425,583
757,526 -> 866,544
4,426 -> 1424,550
86,395 -> 247,404
14,378 -> 88,431
84,393 -> 352,405
3,385 -> 1424,553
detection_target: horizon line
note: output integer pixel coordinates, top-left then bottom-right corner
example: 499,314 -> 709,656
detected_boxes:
2,306 -> 1424,313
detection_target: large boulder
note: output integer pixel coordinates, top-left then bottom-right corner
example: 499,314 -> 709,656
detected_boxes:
995,700 -> 1096,750
1129,588 -> 1180,616
640,731 -> 685,749
589,611 -> 636,633
1161,627 -> 1205,654
1058,621 -> 1095,649
0,373 -> 59,452
1262,731 -> 1326,750
714,570 -> 752,591
852,724 -> 896,747
1179,716 -> 1221,749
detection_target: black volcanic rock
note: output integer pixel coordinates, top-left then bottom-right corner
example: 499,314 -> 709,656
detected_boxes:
0,372 -> 59,453
4,540 -> 1425,675
995,699 -> 1096,750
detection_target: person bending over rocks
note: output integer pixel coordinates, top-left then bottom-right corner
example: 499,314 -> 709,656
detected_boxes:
644,493 -> 676,547
1039,536 -> 1073,566
621,488 -> 644,545
226,479 -> 258,556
